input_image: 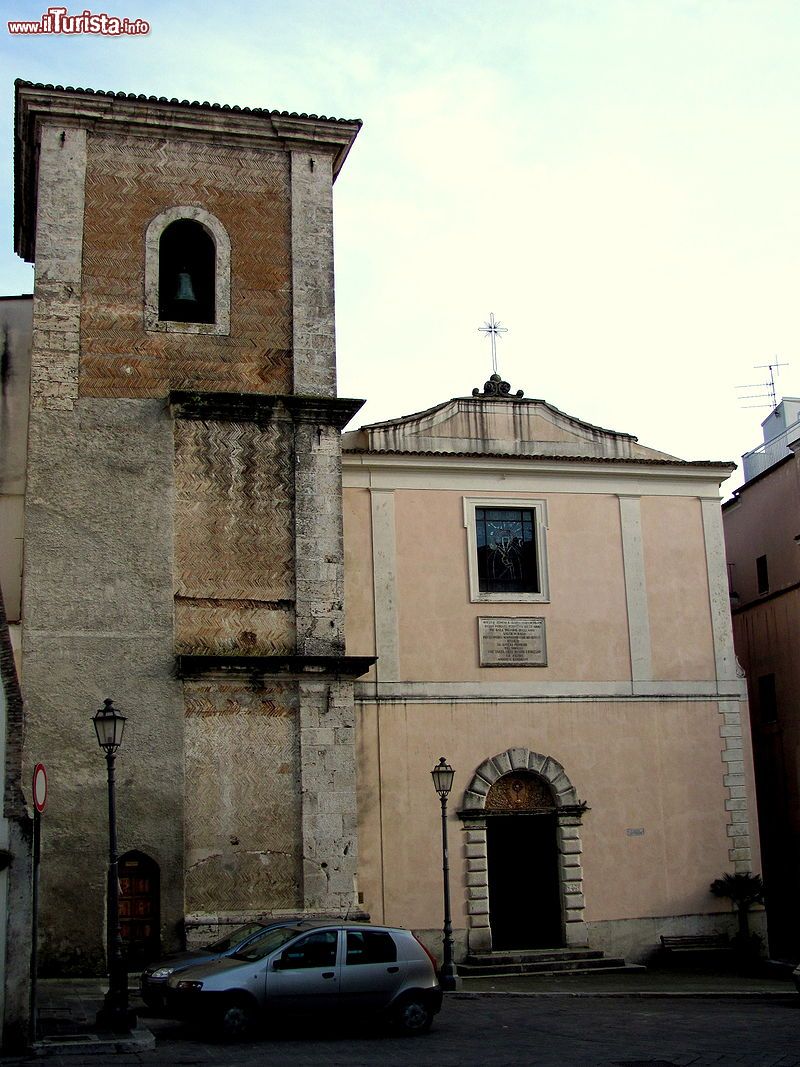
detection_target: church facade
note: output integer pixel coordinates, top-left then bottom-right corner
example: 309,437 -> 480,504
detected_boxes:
2,81 -> 760,974
342,381 -> 760,962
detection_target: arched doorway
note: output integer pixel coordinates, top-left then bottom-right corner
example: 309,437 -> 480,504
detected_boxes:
118,851 -> 160,968
459,748 -> 588,955
485,772 -> 562,949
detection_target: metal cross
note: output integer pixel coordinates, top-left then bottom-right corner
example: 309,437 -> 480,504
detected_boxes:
478,313 -> 508,374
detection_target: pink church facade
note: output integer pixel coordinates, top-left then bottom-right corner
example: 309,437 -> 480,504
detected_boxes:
343,386 -> 760,963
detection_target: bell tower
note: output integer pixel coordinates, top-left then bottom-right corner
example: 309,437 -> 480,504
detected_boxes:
15,81 -> 370,969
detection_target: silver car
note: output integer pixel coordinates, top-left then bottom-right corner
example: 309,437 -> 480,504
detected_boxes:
165,920 -> 443,1039
140,919 -> 302,1009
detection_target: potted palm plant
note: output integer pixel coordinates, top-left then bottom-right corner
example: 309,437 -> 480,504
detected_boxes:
710,872 -> 765,958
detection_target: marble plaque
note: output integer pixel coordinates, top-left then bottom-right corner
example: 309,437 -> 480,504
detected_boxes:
478,616 -> 547,667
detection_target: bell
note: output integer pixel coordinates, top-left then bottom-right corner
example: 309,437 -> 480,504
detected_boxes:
173,270 -> 197,305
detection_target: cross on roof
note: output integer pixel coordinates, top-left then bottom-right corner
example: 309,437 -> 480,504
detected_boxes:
478,312 -> 508,375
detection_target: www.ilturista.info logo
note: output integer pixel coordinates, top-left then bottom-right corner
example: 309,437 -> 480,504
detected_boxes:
8,6 -> 149,34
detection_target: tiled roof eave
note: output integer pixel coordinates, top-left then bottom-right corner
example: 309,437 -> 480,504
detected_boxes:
13,79 -> 362,125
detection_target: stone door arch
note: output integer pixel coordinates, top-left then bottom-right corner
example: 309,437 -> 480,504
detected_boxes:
459,748 -> 588,954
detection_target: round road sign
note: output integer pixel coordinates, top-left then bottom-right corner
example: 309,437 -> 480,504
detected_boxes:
32,763 -> 47,813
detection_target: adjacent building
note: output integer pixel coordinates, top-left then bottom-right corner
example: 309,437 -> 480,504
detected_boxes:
723,398 -> 800,959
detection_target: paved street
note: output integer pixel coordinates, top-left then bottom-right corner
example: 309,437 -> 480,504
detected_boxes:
19,992 -> 800,1066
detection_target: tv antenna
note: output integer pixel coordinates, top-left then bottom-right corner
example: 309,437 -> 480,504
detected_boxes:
736,360 -> 788,410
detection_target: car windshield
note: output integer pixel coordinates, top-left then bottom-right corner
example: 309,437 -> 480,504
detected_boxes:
232,926 -> 305,962
205,922 -> 265,954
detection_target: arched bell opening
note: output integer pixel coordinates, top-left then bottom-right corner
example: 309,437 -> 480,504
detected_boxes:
158,219 -> 216,323
144,205 -> 231,335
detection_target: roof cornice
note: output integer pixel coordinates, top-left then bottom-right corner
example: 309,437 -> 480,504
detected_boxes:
14,80 -> 362,260
342,448 -> 735,486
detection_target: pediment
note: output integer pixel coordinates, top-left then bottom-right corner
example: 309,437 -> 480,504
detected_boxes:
342,396 -> 677,462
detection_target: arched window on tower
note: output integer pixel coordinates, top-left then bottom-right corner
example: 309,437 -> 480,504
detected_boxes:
158,219 -> 216,324
144,206 -> 231,335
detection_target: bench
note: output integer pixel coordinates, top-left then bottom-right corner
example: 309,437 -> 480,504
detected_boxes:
659,934 -> 732,954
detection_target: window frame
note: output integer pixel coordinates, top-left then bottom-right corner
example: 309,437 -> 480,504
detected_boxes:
345,928 -> 398,966
144,205 -> 231,336
756,673 -> 778,725
277,929 -> 339,970
463,496 -> 550,604
756,553 -> 769,595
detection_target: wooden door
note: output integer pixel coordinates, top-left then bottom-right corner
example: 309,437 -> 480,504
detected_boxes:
118,851 -> 160,968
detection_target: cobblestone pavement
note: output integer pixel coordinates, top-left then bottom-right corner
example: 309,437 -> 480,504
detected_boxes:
11,992 -> 800,1066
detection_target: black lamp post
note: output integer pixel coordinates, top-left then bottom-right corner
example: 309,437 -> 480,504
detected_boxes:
431,757 -> 461,991
92,698 -> 135,1032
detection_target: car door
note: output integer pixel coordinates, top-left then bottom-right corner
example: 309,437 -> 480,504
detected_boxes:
339,928 -> 406,1011
265,928 -> 341,1011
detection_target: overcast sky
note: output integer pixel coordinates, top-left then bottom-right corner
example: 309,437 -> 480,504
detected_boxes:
2,0 -> 799,493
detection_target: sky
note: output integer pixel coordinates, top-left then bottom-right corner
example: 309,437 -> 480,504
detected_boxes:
2,0 -> 799,496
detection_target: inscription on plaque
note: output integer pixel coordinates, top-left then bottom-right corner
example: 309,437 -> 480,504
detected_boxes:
478,616 -> 547,667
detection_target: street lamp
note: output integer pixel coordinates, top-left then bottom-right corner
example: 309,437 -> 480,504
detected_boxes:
431,757 -> 461,991
92,698 -> 135,1032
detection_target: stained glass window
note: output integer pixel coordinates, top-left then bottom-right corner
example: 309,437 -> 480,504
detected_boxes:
476,507 -> 538,594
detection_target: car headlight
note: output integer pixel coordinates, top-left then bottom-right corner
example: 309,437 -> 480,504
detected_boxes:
176,980 -> 203,991
148,967 -> 174,979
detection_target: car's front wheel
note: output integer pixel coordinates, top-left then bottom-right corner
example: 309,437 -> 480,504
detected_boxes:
218,996 -> 257,1041
393,995 -> 434,1035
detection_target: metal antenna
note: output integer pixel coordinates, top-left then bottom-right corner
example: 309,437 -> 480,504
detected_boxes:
478,313 -> 508,375
736,359 -> 789,410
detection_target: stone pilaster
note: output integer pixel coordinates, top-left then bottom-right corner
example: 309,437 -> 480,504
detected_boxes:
463,822 -> 491,952
294,420 -> 345,656
618,495 -> 653,683
298,679 -> 358,911
290,399 -> 363,657
558,814 -> 589,945
701,501 -> 756,873
370,489 -> 400,680
701,499 -> 738,685
290,150 -> 336,397
718,700 -> 755,873
30,124 -> 86,411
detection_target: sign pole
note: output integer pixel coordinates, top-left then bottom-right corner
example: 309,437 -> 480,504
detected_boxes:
29,764 -> 47,1047
29,808 -> 40,1046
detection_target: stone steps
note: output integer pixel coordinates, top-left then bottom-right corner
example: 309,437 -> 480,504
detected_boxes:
458,947 -> 638,978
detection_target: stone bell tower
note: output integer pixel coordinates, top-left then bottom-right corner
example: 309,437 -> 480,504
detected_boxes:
14,80 -> 371,970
